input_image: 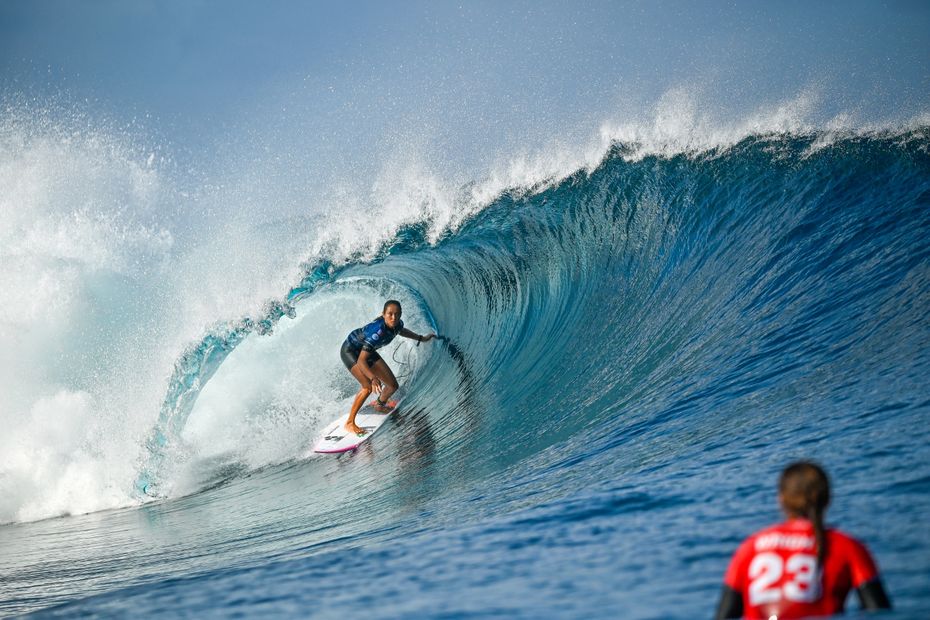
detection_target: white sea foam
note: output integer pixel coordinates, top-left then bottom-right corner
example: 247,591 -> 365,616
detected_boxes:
0,111 -> 177,523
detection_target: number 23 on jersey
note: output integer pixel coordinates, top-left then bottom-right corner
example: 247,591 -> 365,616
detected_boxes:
748,552 -> 821,606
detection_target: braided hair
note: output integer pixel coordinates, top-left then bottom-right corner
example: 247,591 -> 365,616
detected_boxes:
779,461 -> 831,570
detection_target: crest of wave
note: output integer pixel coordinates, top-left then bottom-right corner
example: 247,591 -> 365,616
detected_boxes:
362,88 -> 836,240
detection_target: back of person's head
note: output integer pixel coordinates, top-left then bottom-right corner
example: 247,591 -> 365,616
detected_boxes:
779,461 -> 831,568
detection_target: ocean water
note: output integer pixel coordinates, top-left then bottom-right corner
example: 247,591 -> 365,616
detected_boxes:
1,107 -> 929,618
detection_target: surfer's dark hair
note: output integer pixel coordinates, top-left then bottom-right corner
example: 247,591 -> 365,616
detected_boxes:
383,300 -> 402,312
779,461 -> 830,570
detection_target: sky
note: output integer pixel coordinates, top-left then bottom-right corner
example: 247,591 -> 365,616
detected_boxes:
2,1 -> 929,189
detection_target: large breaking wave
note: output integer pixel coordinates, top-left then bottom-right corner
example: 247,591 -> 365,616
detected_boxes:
1,96 -> 928,531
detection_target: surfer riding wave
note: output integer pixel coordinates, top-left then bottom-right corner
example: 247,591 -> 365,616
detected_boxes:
340,300 -> 436,435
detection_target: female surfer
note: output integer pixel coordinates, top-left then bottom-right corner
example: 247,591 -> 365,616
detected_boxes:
715,461 -> 891,619
340,300 -> 436,436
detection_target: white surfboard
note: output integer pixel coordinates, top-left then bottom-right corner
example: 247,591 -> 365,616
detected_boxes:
312,400 -> 398,454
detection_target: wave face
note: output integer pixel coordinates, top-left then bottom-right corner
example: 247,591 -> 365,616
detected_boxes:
2,129 -> 930,617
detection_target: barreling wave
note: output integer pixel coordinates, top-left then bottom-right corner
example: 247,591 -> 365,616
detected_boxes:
2,90 -> 928,522
134,126 -> 930,504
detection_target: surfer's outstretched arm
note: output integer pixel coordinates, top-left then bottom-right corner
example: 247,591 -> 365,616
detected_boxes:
399,328 -> 436,343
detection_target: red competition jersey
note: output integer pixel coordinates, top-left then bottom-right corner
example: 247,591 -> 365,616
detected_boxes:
724,518 -> 879,619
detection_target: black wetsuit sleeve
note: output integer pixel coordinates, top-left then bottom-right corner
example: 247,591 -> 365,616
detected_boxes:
714,585 -> 743,620
856,578 -> 892,610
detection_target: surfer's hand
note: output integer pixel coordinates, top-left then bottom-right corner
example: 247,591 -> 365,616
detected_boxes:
421,333 -> 437,343
345,421 -> 365,436
370,378 -> 383,393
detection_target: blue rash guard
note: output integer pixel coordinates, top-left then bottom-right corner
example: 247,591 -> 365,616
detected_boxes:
346,316 -> 404,353
340,316 -> 404,369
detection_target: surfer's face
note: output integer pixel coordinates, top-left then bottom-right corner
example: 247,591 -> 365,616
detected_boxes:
383,304 -> 402,329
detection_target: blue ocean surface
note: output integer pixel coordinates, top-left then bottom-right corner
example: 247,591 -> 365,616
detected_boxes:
1,129 -> 929,619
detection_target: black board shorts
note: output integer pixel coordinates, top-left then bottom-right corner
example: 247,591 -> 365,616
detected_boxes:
340,341 -> 381,371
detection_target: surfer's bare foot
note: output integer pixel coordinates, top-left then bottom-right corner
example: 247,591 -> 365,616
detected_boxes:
345,422 -> 365,435
370,400 -> 394,413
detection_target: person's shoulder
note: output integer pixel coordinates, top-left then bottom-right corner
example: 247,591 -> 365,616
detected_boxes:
827,526 -> 880,582
826,526 -> 855,540
751,521 -> 796,539
733,523 -> 778,555
734,521 -> 801,553
826,527 -> 871,554
759,521 -> 793,534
